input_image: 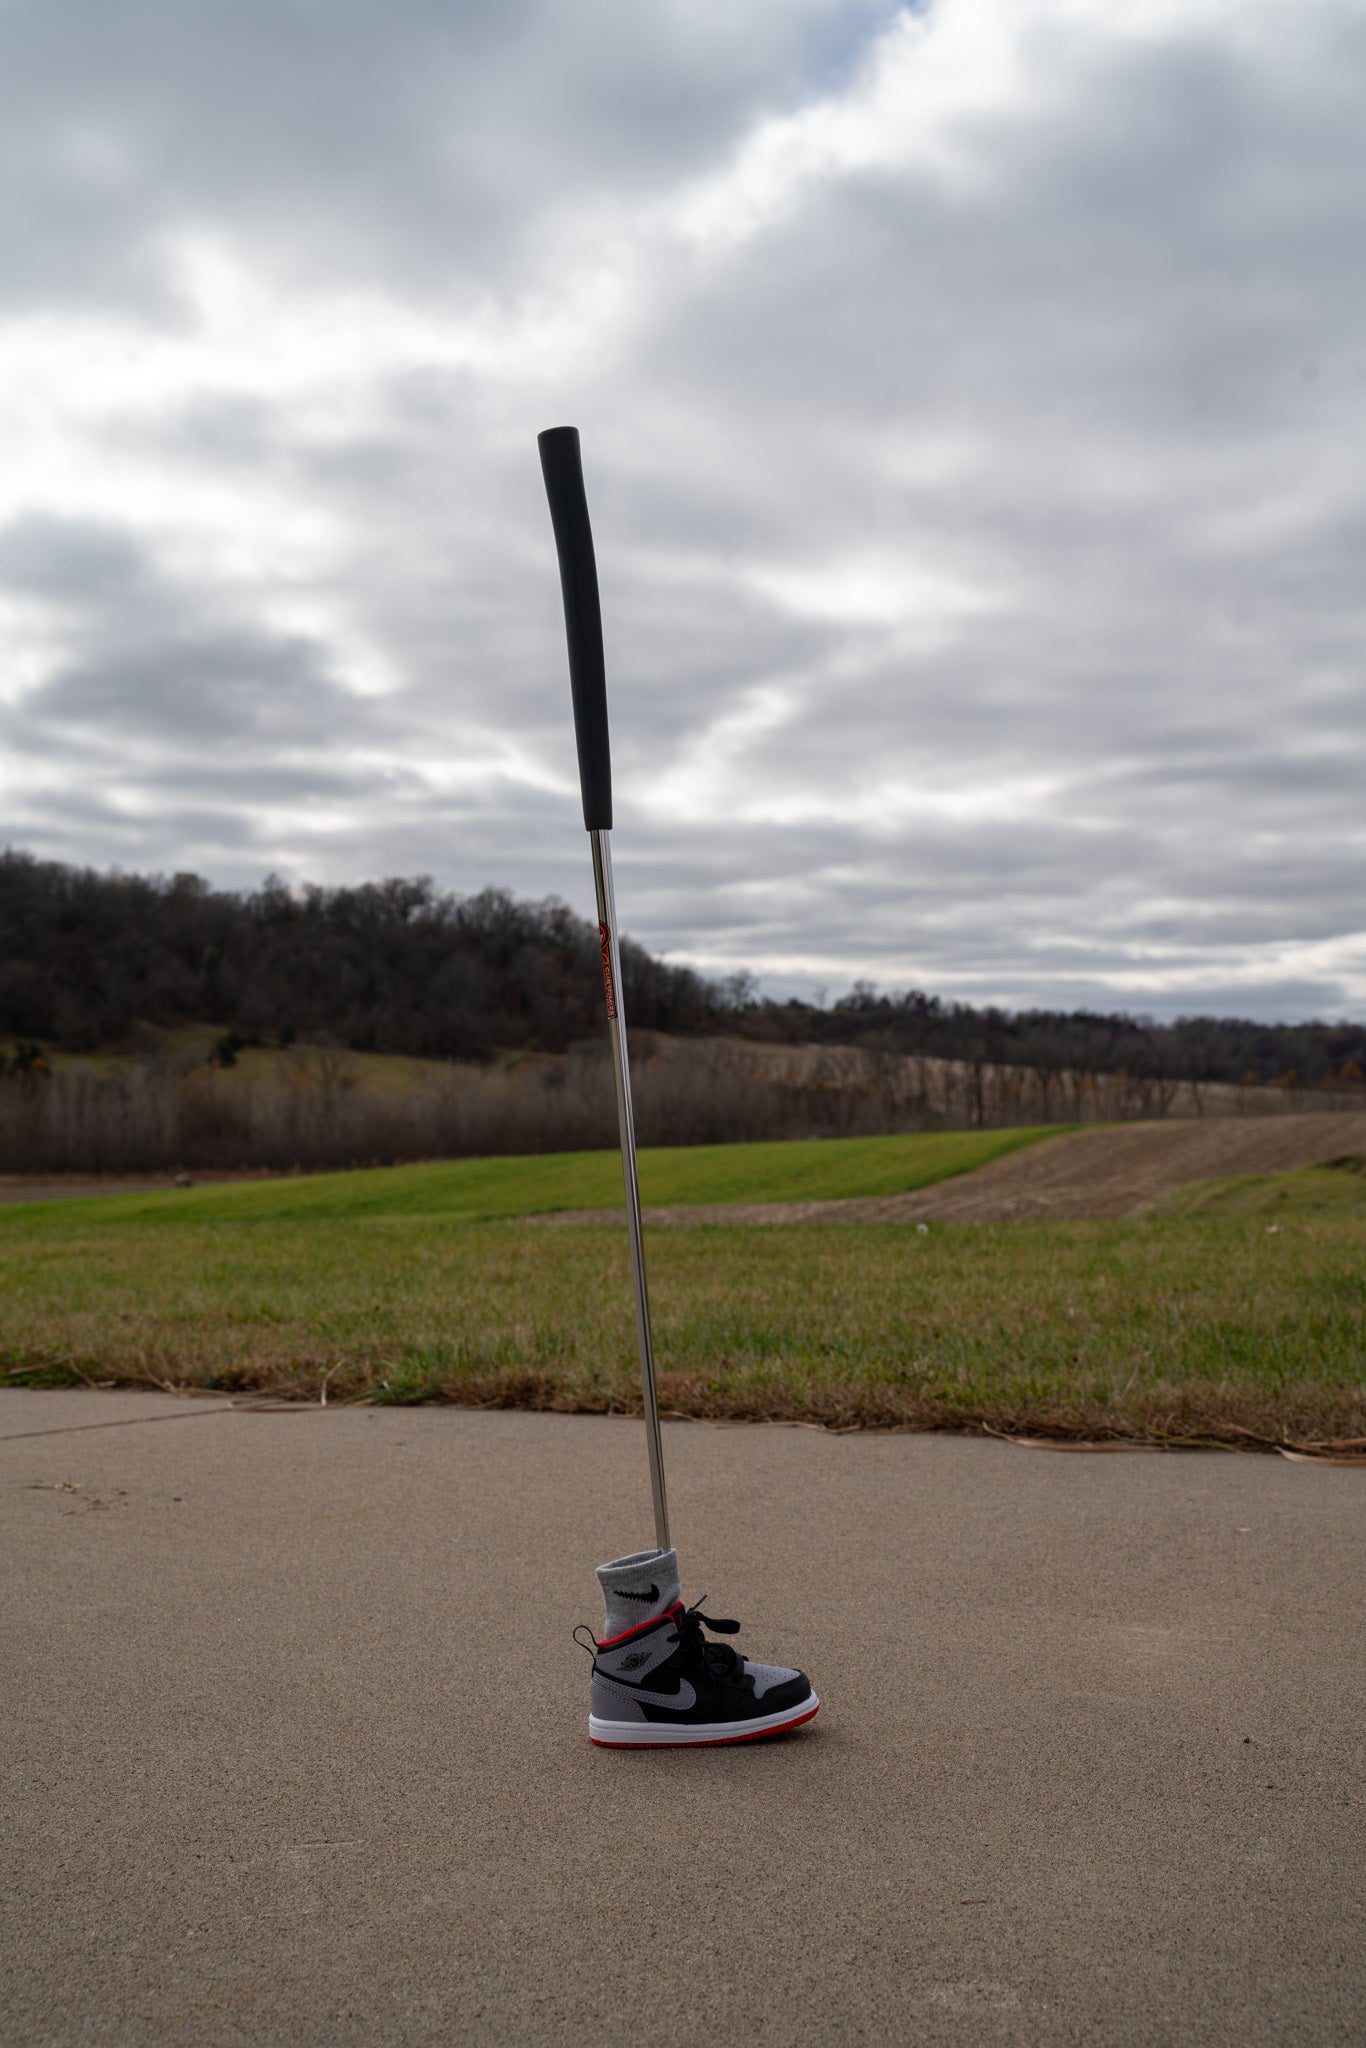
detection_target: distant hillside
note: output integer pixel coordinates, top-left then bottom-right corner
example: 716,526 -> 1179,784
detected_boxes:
0,850 -> 716,1058
1,848 -> 1363,1090
738,987 -> 1366,1092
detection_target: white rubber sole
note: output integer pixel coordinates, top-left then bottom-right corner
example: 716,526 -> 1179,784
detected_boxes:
589,1692 -> 820,1747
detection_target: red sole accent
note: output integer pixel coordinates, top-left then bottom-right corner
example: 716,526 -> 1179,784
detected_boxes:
590,1701 -> 820,1748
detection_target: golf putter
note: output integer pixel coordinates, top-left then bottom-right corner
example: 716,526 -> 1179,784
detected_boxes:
538,425 -> 671,1553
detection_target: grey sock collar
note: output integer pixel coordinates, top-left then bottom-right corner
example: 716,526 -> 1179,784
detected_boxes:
596,1547 -> 681,1639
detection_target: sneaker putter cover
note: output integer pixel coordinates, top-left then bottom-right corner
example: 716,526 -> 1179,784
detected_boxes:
582,1549 -> 819,1747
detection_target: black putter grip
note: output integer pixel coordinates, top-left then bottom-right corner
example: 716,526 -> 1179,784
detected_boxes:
538,425 -> 612,831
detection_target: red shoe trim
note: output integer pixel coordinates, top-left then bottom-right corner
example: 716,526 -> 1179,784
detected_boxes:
590,1701 -> 820,1748
596,1600 -> 684,1649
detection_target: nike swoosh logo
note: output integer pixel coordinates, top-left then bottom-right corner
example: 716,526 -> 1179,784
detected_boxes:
604,1677 -> 696,1711
615,1584 -> 659,1602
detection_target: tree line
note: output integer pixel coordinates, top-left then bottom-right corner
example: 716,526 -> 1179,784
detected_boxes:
734,985 -> 1366,1089
1,848 -> 1362,1088
0,850 -> 715,1059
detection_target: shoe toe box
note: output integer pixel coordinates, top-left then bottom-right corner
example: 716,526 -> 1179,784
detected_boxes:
744,1659 -> 812,1712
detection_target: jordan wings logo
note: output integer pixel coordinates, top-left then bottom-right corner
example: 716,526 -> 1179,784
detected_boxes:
616,1584 -> 659,1603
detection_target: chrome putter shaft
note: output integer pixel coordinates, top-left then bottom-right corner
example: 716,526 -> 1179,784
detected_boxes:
538,425 -> 670,1552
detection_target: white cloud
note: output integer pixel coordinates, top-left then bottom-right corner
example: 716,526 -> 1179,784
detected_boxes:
0,0 -> 1363,1019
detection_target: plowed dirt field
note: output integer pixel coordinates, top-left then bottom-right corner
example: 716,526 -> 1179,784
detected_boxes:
546,1110 -> 1366,1227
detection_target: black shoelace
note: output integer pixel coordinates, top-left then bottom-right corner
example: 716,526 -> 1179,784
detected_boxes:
668,1598 -> 743,1684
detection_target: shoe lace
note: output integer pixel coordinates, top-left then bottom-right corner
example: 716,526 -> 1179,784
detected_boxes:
667,1597 -> 742,1683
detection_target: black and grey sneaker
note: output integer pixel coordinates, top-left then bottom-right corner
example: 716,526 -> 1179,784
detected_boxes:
579,1597 -> 819,1747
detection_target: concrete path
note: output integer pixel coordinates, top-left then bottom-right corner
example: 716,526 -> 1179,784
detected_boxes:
3,1389 -> 1361,2046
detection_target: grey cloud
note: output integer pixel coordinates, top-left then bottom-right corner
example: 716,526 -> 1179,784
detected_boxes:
0,0 -> 900,309
0,515 -> 357,743
1,2 -> 1364,1020
0,516 -> 149,601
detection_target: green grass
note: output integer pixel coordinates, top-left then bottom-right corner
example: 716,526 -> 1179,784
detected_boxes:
1159,1158 -> 1366,1220
25,1033 -> 462,1091
1,1172 -> 1361,1448
0,1127 -> 1055,1231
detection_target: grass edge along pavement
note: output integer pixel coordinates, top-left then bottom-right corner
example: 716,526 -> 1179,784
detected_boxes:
1,1135 -> 1363,1461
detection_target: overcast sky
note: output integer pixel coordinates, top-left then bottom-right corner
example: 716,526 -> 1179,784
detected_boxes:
0,0 -> 1362,1018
